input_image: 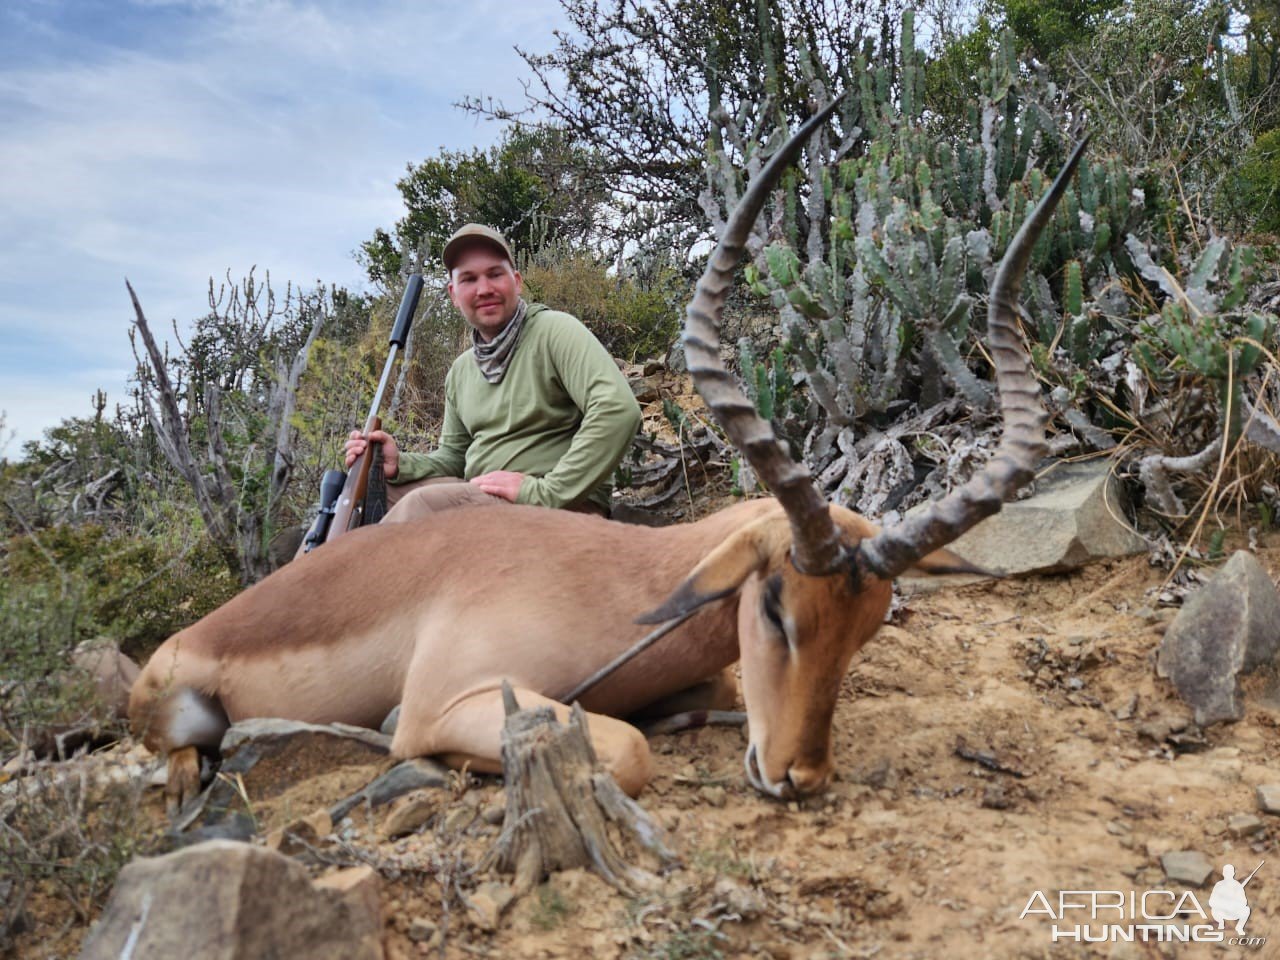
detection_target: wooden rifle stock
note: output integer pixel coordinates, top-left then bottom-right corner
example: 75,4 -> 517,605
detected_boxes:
314,273 -> 424,546
325,415 -> 382,542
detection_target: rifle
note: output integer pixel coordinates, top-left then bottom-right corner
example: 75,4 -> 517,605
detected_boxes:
302,273 -> 424,552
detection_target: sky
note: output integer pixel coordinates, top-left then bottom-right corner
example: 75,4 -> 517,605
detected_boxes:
0,0 -> 569,455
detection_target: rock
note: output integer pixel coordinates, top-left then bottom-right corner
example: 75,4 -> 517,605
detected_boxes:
380,792 -> 440,839
481,796 -> 506,825
714,878 -> 765,919
79,840 -> 382,960
1157,551 -> 1280,725
1161,850 -> 1214,887
167,813 -> 258,849
665,340 -> 687,374
911,460 -> 1147,577
610,502 -> 670,527
329,758 -> 451,823
465,882 -> 515,931
441,804 -> 477,835
407,917 -> 436,942
220,718 -> 392,756
380,705 -> 401,736
266,809 -> 333,857
700,785 -> 727,808
1257,783 -> 1280,814
70,639 -> 141,719
1227,814 -> 1265,838
628,374 -> 663,404
314,865 -> 381,927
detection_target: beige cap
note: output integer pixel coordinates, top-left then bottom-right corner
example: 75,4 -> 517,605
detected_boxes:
442,223 -> 514,272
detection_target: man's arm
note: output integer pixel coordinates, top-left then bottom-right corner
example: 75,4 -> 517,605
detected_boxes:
515,314 -> 642,509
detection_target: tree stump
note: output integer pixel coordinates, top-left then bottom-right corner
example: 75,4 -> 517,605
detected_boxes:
489,682 -> 679,896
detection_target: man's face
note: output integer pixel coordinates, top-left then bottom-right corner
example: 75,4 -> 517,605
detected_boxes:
448,244 -> 523,342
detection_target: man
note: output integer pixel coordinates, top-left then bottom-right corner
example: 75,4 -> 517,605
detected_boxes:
344,223 -> 642,521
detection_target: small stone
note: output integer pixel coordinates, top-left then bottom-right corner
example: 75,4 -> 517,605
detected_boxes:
481,797 -> 506,825
265,814 -> 326,858
442,805 -> 477,835
628,373 -> 663,403
1256,783 -> 1280,814
700,786 -> 727,808
1227,814 -> 1265,838
1161,850 -> 1214,887
408,917 -> 436,943
1106,820 -> 1131,836
466,882 -> 515,931
714,878 -> 765,919
380,793 -> 440,840
304,808 -> 333,838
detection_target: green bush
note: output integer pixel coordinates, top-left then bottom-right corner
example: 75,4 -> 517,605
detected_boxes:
2,524 -> 238,661
520,249 -> 683,362
1236,128 -> 1280,235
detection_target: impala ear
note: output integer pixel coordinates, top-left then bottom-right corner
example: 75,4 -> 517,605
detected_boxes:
636,516 -> 789,624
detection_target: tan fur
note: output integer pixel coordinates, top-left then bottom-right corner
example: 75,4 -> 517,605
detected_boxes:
130,497 -> 907,801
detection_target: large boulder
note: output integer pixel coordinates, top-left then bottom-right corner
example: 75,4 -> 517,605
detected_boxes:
927,459 -> 1147,576
1157,551 -> 1280,726
79,840 -> 383,959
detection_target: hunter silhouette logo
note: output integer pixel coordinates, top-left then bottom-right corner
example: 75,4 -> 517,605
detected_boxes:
1210,861 -> 1263,936
1020,860 -> 1268,947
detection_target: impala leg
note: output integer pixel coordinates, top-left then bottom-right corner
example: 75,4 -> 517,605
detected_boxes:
391,685 -> 655,798
628,666 -> 740,722
165,746 -> 202,819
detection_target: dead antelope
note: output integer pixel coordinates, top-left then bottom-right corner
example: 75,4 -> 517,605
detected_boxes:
129,103 -> 1087,812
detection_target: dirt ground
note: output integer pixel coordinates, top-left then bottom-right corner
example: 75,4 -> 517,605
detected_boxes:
10,533 -> 1280,960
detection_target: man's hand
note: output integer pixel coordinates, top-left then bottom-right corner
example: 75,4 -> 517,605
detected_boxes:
344,429 -> 400,480
470,470 -> 524,502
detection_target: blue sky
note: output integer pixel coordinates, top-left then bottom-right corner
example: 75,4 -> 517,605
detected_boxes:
0,0 -> 568,454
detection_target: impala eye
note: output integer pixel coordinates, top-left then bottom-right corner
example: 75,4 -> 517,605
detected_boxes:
761,574 -> 785,635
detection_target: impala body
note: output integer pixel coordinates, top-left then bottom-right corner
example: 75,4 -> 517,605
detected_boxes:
129,498 -> 908,803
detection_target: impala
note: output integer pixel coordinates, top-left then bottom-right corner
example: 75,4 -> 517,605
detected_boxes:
130,101 -> 1086,814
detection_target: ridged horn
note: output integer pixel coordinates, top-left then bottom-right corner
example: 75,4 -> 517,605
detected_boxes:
685,95 -> 848,575
857,135 -> 1091,580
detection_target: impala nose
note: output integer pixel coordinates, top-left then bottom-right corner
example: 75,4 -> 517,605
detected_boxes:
784,763 -> 831,795
746,744 -> 832,798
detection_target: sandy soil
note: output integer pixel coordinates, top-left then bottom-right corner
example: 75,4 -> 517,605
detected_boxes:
9,537 -> 1280,960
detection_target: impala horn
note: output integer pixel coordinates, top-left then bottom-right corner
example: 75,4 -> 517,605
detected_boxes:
684,95 -> 848,575
857,135 -> 1091,580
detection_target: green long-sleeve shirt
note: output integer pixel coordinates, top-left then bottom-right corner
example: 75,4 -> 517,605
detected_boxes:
391,303 -> 642,512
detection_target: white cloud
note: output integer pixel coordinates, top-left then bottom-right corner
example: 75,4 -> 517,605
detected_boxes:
0,0 -> 569,453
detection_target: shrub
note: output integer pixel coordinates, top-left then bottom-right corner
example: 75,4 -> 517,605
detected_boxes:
2,524 -> 237,661
1235,128 -> 1280,235
520,247 -> 684,362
